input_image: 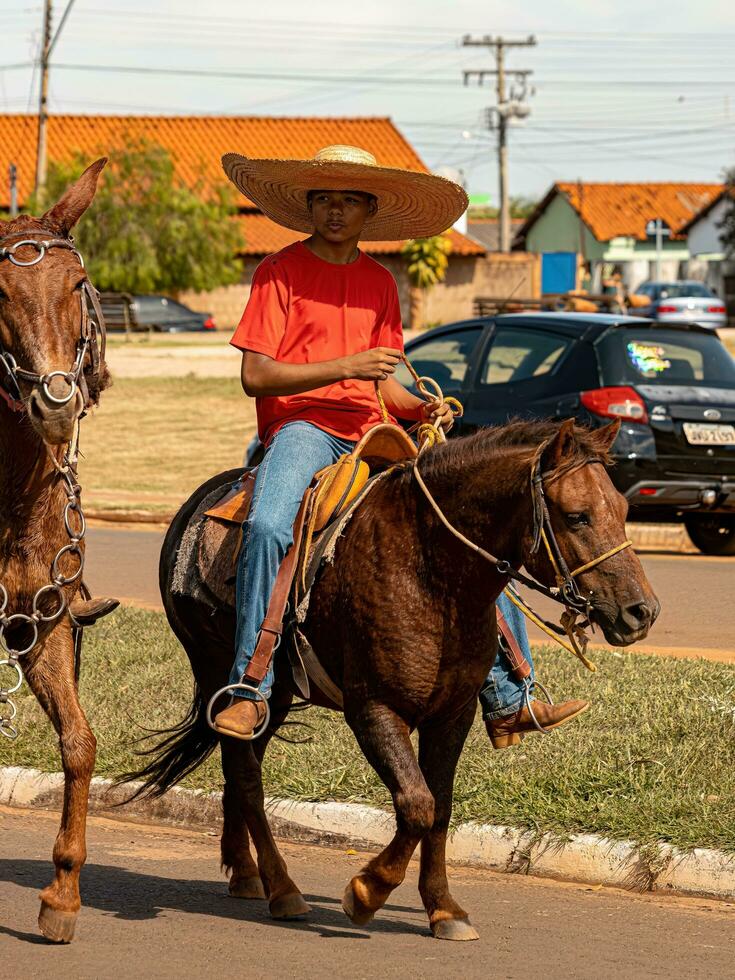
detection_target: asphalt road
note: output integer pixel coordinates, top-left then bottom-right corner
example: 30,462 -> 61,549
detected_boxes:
1,807 -> 733,980
84,525 -> 735,659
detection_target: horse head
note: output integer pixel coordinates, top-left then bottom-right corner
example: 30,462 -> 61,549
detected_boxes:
0,158 -> 108,445
520,418 -> 659,646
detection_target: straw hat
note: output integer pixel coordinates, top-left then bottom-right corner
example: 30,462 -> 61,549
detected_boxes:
221,145 -> 468,241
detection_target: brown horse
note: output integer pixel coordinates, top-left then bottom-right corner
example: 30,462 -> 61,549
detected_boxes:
129,417 -> 659,941
0,160 -> 109,942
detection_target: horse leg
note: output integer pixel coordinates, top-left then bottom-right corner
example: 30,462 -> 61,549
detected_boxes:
220,739 -> 265,900
342,701 -> 435,926
24,625 -> 96,943
417,703 -> 479,941
219,695 -> 310,920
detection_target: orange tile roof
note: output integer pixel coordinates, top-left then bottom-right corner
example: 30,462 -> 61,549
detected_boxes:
0,114 -> 428,209
236,213 -> 484,257
554,181 -> 723,242
0,114 -> 481,256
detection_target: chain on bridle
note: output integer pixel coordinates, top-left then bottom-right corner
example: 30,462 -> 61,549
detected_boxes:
0,231 -> 107,414
0,231 -> 106,739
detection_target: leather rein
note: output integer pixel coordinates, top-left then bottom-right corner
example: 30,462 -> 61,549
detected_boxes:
0,231 -> 107,414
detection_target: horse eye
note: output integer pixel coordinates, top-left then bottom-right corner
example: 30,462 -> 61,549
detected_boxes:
566,512 -> 590,527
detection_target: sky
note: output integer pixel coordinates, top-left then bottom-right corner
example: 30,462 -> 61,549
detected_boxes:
1,0 -> 734,203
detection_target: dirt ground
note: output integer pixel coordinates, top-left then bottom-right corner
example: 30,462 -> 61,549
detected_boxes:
2,806 -> 733,979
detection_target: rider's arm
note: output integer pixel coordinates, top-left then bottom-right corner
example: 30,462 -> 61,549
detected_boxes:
377,377 -> 424,420
379,376 -> 455,430
241,348 -> 402,398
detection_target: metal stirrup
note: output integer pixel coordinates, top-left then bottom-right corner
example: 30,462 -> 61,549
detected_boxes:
522,676 -> 555,735
206,683 -> 271,740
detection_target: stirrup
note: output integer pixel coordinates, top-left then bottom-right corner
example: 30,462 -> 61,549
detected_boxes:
522,676 -> 555,735
206,683 -> 271,740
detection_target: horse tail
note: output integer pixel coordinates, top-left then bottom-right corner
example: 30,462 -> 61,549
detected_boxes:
117,467 -> 244,801
116,686 -> 217,800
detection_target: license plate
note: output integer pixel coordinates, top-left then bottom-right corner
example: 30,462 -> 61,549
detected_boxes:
682,422 -> 735,445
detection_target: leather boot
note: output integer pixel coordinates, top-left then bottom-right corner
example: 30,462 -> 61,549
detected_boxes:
485,699 -> 588,750
213,698 -> 268,740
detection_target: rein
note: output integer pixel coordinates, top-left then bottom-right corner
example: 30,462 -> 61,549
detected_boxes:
0,231 -> 106,739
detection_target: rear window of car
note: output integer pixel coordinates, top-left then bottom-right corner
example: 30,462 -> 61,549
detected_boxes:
598,329 -> 735,386
656,282 -> 714,299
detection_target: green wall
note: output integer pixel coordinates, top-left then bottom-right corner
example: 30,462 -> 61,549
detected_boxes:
525,192 -> 690,263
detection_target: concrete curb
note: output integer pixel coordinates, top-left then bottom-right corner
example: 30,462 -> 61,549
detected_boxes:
2,766 -> 733,901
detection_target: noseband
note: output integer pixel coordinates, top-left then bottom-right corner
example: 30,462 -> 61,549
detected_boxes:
0,231 -> 107,413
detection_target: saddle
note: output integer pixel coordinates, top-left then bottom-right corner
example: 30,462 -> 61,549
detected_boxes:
204,424 -> 418,704
203,422 -> 530,706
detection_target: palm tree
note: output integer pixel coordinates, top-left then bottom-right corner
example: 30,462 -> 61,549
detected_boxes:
402,235 -> 450,331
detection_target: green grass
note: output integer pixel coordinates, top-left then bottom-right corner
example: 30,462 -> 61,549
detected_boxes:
78,376 -> 255,510
5,606 -> 735,852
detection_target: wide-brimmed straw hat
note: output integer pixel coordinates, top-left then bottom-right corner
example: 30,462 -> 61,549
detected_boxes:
221,144 -> 468,241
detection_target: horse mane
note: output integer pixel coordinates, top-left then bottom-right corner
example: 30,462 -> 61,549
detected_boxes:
414,419 -> 614,483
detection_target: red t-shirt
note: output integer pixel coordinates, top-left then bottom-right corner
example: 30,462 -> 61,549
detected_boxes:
230,241 -> 404,444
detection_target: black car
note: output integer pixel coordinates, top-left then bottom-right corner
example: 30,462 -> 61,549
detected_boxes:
397,312 -> 735,555
100,293 -> 216,332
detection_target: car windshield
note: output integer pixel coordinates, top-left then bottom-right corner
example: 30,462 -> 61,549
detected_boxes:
599,329 -> 735,386
654,282 -> 714,299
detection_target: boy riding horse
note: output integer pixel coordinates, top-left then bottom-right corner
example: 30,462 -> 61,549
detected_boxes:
214,144 -> 587,742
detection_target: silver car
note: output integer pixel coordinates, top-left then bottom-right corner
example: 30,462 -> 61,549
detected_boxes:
633,280 -> 727,330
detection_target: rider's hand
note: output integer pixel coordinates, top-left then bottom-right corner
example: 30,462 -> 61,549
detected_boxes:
421,399 -> 454,433
341,347 -> 402,382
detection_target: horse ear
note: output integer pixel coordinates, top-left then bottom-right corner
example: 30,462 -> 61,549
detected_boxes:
42,157 -> 108,236
541,417 -> 577,470
590,418 -> 621,453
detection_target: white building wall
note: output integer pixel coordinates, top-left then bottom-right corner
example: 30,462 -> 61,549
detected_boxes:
688,198 -> 728,258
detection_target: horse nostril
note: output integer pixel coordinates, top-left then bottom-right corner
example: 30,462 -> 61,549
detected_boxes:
28,389 -> 46,421
621,601 -> 651,630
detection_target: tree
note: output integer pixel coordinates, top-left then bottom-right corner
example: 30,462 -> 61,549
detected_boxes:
402,235 -> 450,331
31,139 -> 243,295
717,168 -> 735,257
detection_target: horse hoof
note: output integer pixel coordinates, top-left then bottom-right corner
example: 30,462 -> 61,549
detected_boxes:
341,880 -> 375,927
269,892 -> 311,920
229,876 -> 266,900
431,917 -> 480,942
38,904 -> 78,943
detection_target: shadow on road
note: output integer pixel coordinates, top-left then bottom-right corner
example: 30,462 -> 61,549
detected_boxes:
0,857 -> 428,944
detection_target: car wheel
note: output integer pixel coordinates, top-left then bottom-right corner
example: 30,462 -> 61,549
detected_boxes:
684,515 -> 735,556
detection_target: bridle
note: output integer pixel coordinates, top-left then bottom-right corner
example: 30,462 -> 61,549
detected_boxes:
0,230 -> 107,414
0,230 -> 107,740
411,432 -> 633,671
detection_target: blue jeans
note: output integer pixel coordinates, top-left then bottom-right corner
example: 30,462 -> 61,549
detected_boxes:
480,593 -> 536,720
231,421 -> 535,713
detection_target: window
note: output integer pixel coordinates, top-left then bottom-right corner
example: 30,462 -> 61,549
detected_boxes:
657,282 -> 714,300
480,327 -> 571,386
396,326 -> 482,393
599,330 -> 735,386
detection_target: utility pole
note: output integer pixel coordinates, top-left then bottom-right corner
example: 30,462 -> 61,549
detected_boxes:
34,0 -> 53,204
9,164 -> 18,218
33,0 -> 77,204
462,34 -> 536,253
